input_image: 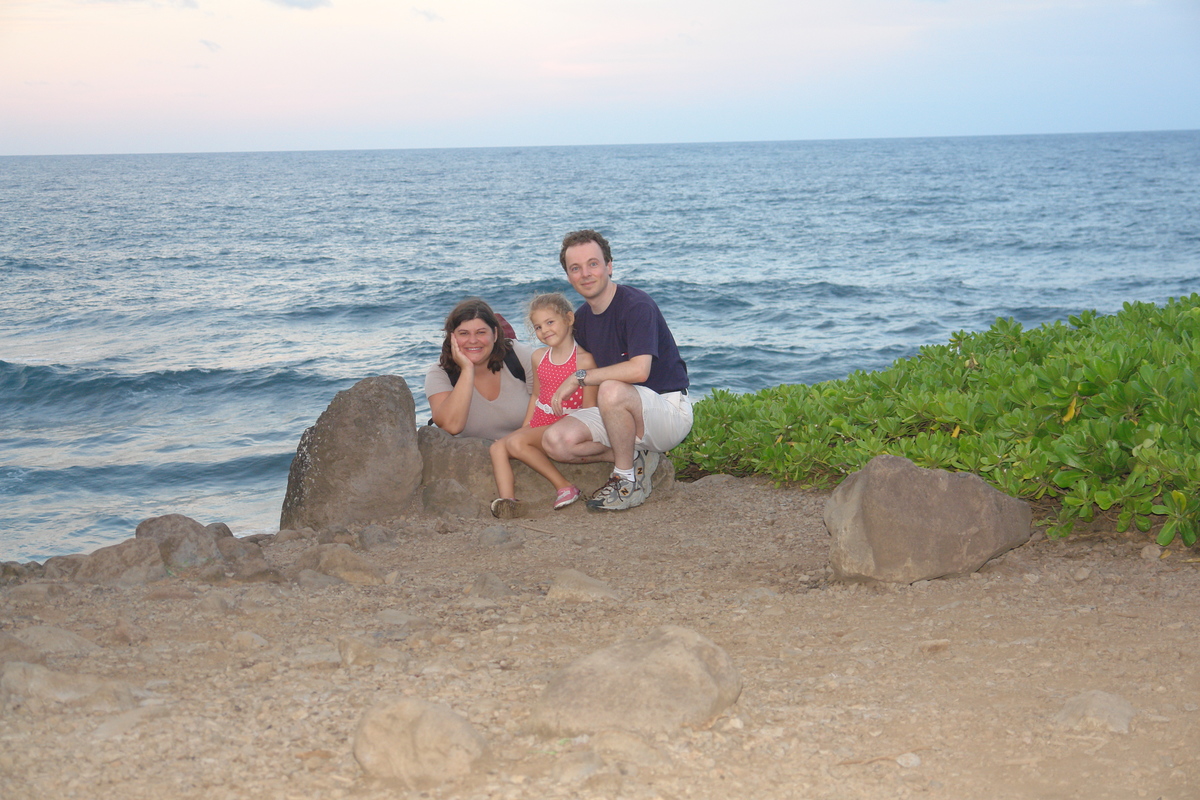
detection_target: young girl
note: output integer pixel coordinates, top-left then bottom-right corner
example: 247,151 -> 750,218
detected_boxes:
489,294 -> 597,518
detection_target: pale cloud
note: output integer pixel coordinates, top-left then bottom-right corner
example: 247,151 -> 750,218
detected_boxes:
413,8 -> 443,23
264,0 -> 330,9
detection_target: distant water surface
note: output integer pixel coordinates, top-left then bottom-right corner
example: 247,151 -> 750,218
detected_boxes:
2,131 -> 1198,561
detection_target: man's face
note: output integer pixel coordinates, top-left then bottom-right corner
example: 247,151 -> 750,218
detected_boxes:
563,241 -> 612,301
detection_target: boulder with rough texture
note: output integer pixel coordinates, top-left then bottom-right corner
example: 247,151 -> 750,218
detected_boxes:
1,662 -> 137,712
281,375 -> 422,532
824,454 -> 1032,584
12,626 -> 99,656
529,625 -> 741,736
72,538 -> 167,586
292,544 -> 384,585
135,513 -> 222,570
352,698 -> 488,788
418,424 -> 675,518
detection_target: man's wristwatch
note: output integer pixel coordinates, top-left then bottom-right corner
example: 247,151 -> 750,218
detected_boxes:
575,369 -> 588,386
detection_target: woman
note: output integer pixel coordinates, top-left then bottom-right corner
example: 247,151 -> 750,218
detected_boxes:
424,298 -> 534,440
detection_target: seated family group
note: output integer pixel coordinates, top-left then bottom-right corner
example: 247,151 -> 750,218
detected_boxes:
424,229 -> 693,516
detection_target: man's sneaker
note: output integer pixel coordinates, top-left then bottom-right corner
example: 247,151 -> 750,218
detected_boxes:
586,474 -> 647,512
634,449 -> 660,497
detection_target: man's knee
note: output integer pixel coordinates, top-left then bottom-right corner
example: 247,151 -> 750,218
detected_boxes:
596,379 -> 638,409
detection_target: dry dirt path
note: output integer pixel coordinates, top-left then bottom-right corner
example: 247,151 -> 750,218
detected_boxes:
2,475 -> 1197,799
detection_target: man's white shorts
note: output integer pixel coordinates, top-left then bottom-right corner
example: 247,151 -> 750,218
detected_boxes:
567,386 -> 693,453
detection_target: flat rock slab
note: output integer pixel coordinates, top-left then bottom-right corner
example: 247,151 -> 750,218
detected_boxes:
530,625 -> 741,736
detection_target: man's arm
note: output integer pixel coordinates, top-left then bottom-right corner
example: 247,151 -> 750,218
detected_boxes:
550,354 -> 650,414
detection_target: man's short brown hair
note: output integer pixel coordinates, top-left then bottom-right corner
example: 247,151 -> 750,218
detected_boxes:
559,229 -> 612,272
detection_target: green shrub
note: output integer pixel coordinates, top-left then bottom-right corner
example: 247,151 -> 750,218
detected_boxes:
674,294 -> 1200,545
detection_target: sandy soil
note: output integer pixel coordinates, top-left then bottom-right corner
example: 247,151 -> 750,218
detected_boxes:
2,474 -> 1197,799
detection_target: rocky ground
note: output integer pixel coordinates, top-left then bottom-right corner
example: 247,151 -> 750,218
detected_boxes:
2,474 -> 1197,800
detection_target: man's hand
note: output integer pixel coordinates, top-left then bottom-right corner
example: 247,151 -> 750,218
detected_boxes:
550,375 -> 580,416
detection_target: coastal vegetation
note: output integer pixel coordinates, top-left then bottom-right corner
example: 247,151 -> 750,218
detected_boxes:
675,294 -> 1200,546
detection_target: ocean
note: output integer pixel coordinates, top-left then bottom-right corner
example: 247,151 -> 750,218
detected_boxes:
2,131 -> 1199,562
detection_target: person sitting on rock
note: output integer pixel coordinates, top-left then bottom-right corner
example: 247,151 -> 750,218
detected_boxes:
541,229 -> 692,512
488,293 -> 598,518
425,298 -> 533,440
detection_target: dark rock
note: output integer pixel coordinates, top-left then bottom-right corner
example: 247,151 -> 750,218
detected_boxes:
135,514 -> 222,570
72,538 -> 167,586
43,555 -> 86,580
206,522 -> 234,539
280,375 -> 422,532
824,454 -> 1032,584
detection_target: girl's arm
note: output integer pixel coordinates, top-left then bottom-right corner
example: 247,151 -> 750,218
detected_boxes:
577,348 -> 599,408
519,347 -> 547,427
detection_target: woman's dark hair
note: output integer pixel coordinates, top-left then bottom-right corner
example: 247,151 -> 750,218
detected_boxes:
439,298 -> 513,382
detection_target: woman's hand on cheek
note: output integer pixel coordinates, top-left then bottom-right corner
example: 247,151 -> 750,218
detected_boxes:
450,336 -> 474,372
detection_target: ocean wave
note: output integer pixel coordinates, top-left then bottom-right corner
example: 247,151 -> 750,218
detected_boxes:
2,451 -> 293,497
0,360 -> 343,411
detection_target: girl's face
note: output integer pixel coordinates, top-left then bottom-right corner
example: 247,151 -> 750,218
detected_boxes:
531,307 -> 572,349
452,317 -> 497,365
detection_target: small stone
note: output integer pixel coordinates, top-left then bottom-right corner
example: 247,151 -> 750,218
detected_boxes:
1072,567 -> 1092,582
230,631 -> 269,651
546,569 -> 621,602
352,698 -> 488,787
895,752 -> 921,768
1055,690 -> 1136,733
1141,544 -> 1163,561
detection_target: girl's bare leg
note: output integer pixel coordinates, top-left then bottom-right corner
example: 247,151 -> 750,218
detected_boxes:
489,437 -> 517,499
505,426 -> 573,491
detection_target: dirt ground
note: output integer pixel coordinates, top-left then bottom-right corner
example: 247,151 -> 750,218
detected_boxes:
2,474 -> 1197,799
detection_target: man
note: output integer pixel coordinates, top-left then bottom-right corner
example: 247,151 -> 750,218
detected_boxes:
543,229 -> 692,511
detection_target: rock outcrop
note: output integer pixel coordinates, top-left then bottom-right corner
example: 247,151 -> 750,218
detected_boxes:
280,375 -> 423,532
280,374 -> 677,528
824,454 -> 1032,583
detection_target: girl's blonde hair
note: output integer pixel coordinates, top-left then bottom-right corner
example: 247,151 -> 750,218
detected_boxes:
527,293 -> 575,331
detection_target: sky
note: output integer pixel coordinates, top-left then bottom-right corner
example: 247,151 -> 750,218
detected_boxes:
1,0 -> 1197,156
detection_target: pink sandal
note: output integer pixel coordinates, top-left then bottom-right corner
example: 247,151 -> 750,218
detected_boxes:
554,485 -> 581,509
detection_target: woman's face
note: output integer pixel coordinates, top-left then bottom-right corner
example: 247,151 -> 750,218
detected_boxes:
452,317 -> 497,365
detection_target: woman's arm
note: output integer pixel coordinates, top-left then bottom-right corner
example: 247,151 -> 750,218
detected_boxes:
428,337 -> 476,435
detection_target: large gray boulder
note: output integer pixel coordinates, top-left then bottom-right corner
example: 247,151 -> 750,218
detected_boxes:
418,425 -> 675,518
281,375 -> 422,531
824,454 -> 1032,583
529,625 -> 741,736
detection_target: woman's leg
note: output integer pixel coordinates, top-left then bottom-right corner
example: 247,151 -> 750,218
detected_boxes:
489,437 -> 517,499
505,425 -> 573,491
